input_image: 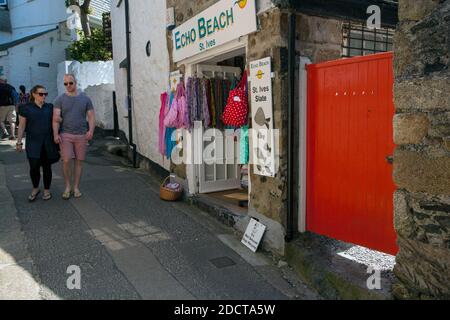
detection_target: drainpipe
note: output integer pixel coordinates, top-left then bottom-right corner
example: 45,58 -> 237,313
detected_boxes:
286,11 -> 296,242
124,0 -> 137,168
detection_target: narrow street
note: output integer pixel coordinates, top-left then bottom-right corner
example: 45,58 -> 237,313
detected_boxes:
0,137 -> 318,300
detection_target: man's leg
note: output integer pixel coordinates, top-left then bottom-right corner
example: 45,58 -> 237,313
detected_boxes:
60,134 -> 75,195
63,159 -> 72,194
73,160 -> 83,195
72,134 -> 88,197
0,109 -> 8,138
8,107 -> 16,139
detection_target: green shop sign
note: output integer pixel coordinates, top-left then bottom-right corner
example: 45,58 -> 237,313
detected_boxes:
172,0 -> 257,62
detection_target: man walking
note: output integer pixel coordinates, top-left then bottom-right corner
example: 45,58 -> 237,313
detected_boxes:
53,74 -> 95,200
0,76 -> 18,140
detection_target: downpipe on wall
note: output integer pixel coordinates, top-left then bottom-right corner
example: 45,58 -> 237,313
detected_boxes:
125,0 -> 137,168
286,11 -> 297,242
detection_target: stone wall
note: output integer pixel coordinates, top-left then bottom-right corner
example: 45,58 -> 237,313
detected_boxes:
393,0 -> 450,299
296,13 -> 343,63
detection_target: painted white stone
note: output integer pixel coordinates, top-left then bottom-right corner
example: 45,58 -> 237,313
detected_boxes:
111,0 -> 171,170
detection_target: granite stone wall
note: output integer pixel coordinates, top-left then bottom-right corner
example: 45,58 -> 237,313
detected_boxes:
393,0 -> 450,299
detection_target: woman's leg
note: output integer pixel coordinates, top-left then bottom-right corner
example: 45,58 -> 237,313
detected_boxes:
40,146 -> 52,193
42,159 -> 52,191
28,158 -> 41,191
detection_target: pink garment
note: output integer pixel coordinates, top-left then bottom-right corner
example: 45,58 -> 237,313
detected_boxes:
159,92 -> 168,156
175,82 -> 189,129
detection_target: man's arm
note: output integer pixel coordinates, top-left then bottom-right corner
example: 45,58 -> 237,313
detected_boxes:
85,110 -> 95,141
53,108 -> 62,144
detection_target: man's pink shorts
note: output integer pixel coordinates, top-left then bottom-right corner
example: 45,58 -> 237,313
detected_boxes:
60,133 -> 88,161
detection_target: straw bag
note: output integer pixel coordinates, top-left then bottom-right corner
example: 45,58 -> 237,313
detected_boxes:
160,176 -> 183,201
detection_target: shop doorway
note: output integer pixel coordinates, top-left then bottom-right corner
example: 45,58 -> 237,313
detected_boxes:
190,49 -> 250,212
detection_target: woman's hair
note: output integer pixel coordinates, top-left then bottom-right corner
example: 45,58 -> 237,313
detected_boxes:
30,85 -> 46,103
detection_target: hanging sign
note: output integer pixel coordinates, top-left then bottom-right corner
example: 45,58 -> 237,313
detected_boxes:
249,57 -> 276,177
172,0 -> 257,62
169,70 -> 183,92
241,218 -> 266,252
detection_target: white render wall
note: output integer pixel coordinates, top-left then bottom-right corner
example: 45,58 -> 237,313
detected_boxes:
7,0 -> 68,41
111,0 -> 171,170
0,25 -> 72,102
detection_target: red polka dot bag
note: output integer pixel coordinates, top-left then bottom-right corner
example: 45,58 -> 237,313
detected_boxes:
221,70 -> 248,128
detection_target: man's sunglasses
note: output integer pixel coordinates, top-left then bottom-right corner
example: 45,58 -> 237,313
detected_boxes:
37,92 -> 49,97
64,82 -> 75,86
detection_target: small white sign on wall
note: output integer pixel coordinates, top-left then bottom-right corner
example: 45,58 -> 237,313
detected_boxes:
241,218 -> 266,252
249,57 -> 276,177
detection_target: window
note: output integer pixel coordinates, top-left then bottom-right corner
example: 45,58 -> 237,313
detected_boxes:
0,0 -> 7,7
342,22 -> 394,58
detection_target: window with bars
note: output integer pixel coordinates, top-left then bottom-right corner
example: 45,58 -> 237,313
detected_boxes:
342,22 -> 394,58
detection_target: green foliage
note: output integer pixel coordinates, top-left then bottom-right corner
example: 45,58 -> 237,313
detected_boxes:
67,28 -> 112,62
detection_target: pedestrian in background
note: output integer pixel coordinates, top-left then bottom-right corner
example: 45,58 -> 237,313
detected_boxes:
0,76 -> 18,140
18,85 -> 30,126
16,85 -> 60,201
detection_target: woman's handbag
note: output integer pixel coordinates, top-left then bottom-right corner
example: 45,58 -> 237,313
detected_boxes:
221,70 -> 248,128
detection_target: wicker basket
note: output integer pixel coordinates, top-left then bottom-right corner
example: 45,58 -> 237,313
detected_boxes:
160,176 -> 183,201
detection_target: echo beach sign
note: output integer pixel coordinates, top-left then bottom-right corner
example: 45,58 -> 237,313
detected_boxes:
172,0 -> 257,62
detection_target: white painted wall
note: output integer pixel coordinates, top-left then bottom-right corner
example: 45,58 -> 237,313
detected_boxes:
0,23 -> 72,101
7,0 -> 68,41
111,0 -> 171,170
85,83 -> 115,130
0,31 -> 11,44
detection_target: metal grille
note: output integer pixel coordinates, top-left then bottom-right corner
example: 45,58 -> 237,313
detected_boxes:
342,22 -> 394,58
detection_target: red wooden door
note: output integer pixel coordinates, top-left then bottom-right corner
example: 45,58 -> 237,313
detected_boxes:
306,52 -> 398,255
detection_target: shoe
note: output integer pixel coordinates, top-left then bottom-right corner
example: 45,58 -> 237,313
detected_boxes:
42,192 -> 52,201
28,190 -> 41,202
1,133 -> 8,140
73,190 -> 82,198
9,136 -> 16,141
62,191 -> 71,200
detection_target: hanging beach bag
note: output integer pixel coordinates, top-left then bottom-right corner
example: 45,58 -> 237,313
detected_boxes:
221,70 -> 248,128
164,89 -> 180,128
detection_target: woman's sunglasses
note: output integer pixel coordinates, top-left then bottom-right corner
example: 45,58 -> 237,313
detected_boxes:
37,92 -> 49,97
64,82 -> 74,86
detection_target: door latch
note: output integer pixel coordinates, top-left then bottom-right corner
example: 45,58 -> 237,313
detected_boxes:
386,155 -> 394,164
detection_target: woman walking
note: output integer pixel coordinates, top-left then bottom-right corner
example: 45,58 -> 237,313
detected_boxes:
16,85 -> 60,201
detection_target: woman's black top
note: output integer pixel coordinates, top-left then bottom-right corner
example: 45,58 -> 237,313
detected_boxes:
19,103 -> 60,160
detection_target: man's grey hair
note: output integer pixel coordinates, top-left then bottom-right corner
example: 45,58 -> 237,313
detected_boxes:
0,75 -> 7,82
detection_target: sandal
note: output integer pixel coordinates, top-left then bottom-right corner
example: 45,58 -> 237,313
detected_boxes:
28,190 -> 41,202
62,191 -> 71,200
42,192 -> 52,201
73,190 -> 82,198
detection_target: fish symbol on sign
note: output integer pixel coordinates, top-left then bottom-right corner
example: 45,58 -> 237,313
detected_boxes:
254,108 -> 271,129
256,148 -> 266,161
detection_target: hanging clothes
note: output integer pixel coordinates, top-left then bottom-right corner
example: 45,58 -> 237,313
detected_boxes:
159,92 -> 168,157
209,79 -> 216,127
240,125 -> 249,165
165,92 -> 177,159
201,78 -> 210,128
186,77 -> 193,130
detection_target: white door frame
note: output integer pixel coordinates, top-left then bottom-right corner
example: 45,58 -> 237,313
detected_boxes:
176,37 -> 249,195
298,57 -> 311,233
